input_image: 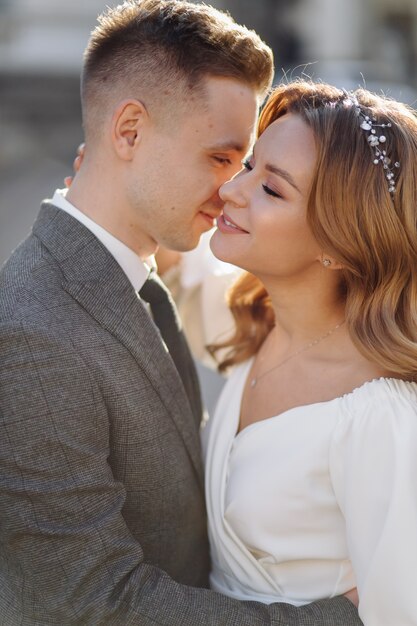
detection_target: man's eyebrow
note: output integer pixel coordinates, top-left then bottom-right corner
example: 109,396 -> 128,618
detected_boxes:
204,140 -> 247,153
265,164 -> 301,193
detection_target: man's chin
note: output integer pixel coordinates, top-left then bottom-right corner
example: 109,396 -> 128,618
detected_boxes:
160,237 -> 198,254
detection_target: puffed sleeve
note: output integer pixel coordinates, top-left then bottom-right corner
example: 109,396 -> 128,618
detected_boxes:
329,379 -> 417,626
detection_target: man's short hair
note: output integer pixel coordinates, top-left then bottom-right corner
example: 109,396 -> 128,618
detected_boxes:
81,0 -> 274,140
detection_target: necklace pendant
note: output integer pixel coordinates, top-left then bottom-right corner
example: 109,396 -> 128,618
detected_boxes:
250,378 -> 257,388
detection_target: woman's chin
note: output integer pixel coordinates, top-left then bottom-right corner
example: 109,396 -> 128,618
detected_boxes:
209,229 -> 234,264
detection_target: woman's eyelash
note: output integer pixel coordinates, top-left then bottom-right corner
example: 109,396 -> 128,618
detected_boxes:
243,159 -> 282,199
262,184 -> 281,199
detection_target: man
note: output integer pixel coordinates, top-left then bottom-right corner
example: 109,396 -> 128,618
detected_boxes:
0,1 -> 361,623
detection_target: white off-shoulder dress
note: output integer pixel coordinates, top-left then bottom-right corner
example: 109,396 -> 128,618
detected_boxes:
202,358 -> 417,626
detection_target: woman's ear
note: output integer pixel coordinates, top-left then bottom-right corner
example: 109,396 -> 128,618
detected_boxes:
318,253 -> 344,270
111,99 -> 148,160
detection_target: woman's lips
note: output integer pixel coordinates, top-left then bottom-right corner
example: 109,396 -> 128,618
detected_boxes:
216,213 -> 249,234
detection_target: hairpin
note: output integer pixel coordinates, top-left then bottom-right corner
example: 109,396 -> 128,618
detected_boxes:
342,91 -> 400,195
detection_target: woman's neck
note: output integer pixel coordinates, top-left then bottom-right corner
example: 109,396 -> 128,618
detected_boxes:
260,272 -> 345,344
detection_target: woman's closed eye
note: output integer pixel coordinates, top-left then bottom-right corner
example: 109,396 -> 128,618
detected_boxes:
262,184 -> 282,199
242,159 -> 282,199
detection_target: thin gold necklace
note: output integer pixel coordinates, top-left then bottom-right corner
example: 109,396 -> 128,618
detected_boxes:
249,321 -> 345,389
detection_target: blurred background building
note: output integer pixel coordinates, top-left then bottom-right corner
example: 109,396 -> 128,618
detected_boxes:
1,0 -> 416,266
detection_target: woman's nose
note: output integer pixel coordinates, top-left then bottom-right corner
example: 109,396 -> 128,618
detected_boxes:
219,174 -> 246,208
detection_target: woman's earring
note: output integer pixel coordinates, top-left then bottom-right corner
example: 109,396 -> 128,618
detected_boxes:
322,258 -> 332,267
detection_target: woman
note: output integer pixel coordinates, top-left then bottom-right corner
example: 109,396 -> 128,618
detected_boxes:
204,81 -> 417,625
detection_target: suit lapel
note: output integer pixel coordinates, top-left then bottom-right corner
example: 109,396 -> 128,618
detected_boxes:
32,203 -> 204,489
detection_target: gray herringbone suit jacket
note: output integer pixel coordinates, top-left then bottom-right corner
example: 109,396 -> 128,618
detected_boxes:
0,203 -> 363,625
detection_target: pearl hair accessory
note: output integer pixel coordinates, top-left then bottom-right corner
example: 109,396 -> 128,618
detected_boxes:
342,91 -> 400,195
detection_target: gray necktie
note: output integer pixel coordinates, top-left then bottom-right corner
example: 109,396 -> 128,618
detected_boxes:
139,272 -> 202,419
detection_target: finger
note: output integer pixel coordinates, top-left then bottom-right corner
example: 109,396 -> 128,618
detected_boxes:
343,587 -> 359,607
73,155 -> 82,173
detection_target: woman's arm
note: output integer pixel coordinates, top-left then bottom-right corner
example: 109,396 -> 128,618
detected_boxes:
330,384 -> 417,625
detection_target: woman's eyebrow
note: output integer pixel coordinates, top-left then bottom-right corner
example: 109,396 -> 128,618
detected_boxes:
265,163 -> 301,193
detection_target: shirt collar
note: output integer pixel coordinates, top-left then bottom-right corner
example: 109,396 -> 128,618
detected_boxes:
52,188 -> 154,291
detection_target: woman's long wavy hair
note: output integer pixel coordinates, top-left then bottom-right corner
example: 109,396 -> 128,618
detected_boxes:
209,80 -> 417,378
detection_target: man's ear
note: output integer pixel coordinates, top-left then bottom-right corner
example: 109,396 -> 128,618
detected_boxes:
111,99 -> 148,160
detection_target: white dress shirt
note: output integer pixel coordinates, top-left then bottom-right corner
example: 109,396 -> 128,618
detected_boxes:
52,188 -> 153,291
